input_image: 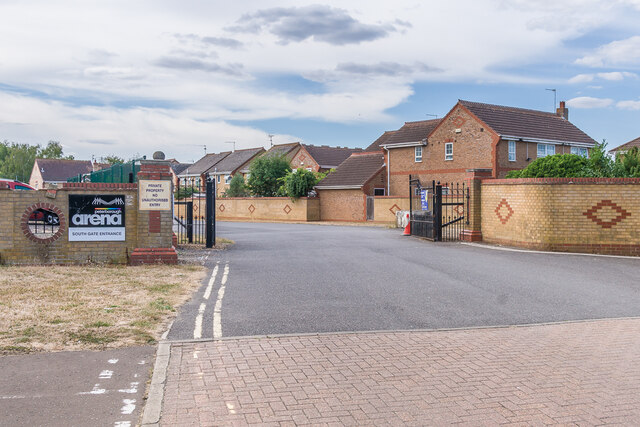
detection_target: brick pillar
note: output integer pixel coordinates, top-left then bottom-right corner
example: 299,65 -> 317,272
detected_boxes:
130,160 -> 178,265
461,168 -> 492,242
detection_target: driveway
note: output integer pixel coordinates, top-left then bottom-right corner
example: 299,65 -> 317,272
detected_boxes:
167,221 -> 640,340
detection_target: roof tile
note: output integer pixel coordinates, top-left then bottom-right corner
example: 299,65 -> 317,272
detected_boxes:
315,152 -> 384,188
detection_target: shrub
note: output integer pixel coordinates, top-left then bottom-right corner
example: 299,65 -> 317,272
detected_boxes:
506,154 -> 590,178
283,169 -> 318,199
246,154 -> 292,197
224,174 -> 248,197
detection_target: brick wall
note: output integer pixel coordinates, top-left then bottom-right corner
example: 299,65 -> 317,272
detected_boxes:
388,105 -> 494,196
215,197 -> 320,222
373,197 -> 410,224
480,178 -> 640,256
291,146 -> 320,172
317,189 -> 366,222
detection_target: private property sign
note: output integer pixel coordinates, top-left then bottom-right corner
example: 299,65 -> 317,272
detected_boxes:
68,195 -> 126,241
139,180 -> 171,210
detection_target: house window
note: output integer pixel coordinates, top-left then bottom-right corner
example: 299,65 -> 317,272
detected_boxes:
571,147 -> 589,158
508,141 -> 516,162
537,144 -> 555,158
445,143 -> 453,161
225,175 -> 232,184
415,146 -> 422,162
374,188 -> 385,196
216,175 -> 221,183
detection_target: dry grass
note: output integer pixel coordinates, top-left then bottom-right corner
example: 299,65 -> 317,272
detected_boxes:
0,264 -> 205,354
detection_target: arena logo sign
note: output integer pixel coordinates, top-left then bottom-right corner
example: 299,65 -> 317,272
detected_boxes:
68,195 -> 126,241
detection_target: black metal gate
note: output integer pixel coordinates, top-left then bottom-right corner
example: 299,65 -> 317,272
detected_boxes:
409,175 -> 468,242
174,175 -> 216,247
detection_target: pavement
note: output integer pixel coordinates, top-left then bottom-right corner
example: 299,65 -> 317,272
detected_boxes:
0,346 -> 154,427
157,318 -> 640,426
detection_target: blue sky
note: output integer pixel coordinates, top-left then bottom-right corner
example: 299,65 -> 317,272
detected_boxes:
0,1 -> 639,162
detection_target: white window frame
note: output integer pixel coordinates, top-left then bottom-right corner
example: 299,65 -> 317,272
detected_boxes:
225,175 -> 232,184
537,143 -> 555,158
445,143 -> 453,161
508,140 -> 516,162
571,146 -> 589,158
415,146 -> 422,162
216,175 -> 221,183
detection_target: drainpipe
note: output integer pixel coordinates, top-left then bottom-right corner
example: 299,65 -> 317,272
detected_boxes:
384,146 -> 390,196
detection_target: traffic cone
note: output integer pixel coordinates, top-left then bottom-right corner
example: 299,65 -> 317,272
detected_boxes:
403,212 -> 411,236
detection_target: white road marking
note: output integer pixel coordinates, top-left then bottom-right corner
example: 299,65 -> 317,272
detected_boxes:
193,303 -> 207,339
226,402 -> 236,414
114,422 -> 131,427
121,399 -> 136,415
203,264 -> 219,300
137,361 -> 145,365
108,359 -> 119,364
118,382 -> 139,394
78,384 -> 106,395
213,263 -> 230,339
99,370 -> 113,379
1,395 -> 27,399
193,350 -> 199,359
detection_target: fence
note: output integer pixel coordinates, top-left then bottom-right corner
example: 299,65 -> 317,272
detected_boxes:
68,159 -> 141,184
173,176 -> 216,246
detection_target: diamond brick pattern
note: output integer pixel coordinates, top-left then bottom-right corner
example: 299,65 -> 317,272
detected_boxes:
495,198 -> 514,224
583,200 -> 630,229
218,204 -> 225,212
248,204 -> 255,214
283,205 -> 292,215
388,204 -> 401,215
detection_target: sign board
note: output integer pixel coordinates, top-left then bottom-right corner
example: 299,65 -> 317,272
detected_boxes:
68,195 -> 126,241
139,180 -> 171,210
420,189 -> 429,211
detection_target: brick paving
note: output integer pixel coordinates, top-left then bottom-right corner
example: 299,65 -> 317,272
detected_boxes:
160,318 -> 640,426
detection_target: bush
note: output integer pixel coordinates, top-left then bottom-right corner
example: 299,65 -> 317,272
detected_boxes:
506,154 -> 590,178
246,154 -> 291,197
224,174 -> 248,197
283,169 -> 318,199
615,146 -> 640,178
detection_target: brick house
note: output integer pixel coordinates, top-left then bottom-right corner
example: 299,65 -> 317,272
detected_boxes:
208,147 -> 265,196
315,152 -> 386,221
609,136 -> 640,156
383,100 -> 597,196
28,158 -> 107,189
177,152 -> 231,189
291,144 -> 363,173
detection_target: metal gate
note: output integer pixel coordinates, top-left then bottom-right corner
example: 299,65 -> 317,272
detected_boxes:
409,175 -> 468,242
173,175 -> 216,247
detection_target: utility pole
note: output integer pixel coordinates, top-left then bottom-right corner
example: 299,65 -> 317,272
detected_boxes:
546,88 -> 557,111
225,141 -> 236,152
268,134 -> 274,147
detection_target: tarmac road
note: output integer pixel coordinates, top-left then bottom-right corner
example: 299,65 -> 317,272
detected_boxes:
167,221 -> 640,341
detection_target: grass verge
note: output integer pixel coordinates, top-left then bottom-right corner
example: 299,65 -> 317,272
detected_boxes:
0,264 -> 205,355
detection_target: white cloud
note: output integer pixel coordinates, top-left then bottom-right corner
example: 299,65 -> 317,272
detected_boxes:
617,99 -> 640,110
576,36 -> 640,67
597,71 -> 637,80
568,74 -> 594,83
566,96 -> 614,108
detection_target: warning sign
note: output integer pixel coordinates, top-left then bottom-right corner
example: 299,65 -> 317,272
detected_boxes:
139,180 -> 172,210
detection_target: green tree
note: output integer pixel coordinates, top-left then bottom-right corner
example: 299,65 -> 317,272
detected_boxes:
0,140 -> 73,182
246,154 -> 291,196
224,174 -> 249,197
282,168 -> 319,199
615,146 -> 640,177
505,154 -> 590,178
102,155 -> 125,165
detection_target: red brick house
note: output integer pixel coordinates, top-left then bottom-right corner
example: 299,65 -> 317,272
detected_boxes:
315,152 -> 386,222
383,100 -> 597,196
208,147 -> 265,196
609,136 -> 640,156
28,158 -> 107,189
291,144 -> 363,173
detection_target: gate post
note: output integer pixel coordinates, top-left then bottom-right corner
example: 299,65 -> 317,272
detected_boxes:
205,175 -> 215,248
434,184 -> 442,242
186,202 -> 194,243
461,168 -> 492,242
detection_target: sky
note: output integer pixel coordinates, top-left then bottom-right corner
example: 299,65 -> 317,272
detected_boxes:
1,0 -> 639,163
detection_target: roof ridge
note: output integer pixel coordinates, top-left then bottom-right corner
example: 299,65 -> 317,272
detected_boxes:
404,118 -> 442,125
459,99 -> 561,118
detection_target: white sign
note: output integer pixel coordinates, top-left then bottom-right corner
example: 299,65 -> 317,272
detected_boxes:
69,227 -> 126,242
139,180 -> 171,210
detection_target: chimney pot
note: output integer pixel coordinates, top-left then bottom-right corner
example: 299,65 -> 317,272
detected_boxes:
556,101 -> 569,120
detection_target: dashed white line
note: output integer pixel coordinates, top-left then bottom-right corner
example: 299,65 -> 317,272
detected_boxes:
108,359 -> 119,364
78,384 -> 106,395
213,263 -> 230,339
114,422 -> 131,427
203,264 -> 219,300
99,370 -> 113,379
193,303 -> 207,339
120,399 -> 136,415
118,382 -> 139,394
1,395 -> 27,400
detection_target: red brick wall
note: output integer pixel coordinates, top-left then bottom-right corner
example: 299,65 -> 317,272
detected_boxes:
291,146 -> 320,172
317,189 -> 366,222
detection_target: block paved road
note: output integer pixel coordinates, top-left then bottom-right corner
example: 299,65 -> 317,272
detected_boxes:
167,221 -> 640,341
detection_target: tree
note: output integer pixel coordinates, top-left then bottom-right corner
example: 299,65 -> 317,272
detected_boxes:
282,168 -> 319,199
0,140 -> 73,182
224,174 -> 249,197
102,155 -> 125,165
505,154 -> 590,178
246,154 -> 291,196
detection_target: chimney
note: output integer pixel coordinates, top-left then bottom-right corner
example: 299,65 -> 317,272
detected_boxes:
556,101 -> 569,120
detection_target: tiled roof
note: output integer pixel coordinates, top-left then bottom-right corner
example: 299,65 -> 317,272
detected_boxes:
179,152 -> 231,176
459,100 -> 597,144
210,147 -> 265,174
364,131 -> 396,152
34,158 -> 94,182
383,119 -> 442,145
609,137 -> 640,153
315,152 -> 385,188
302,144 -> 363,169
266,142 -> 301,157
171,163 -> 192,175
